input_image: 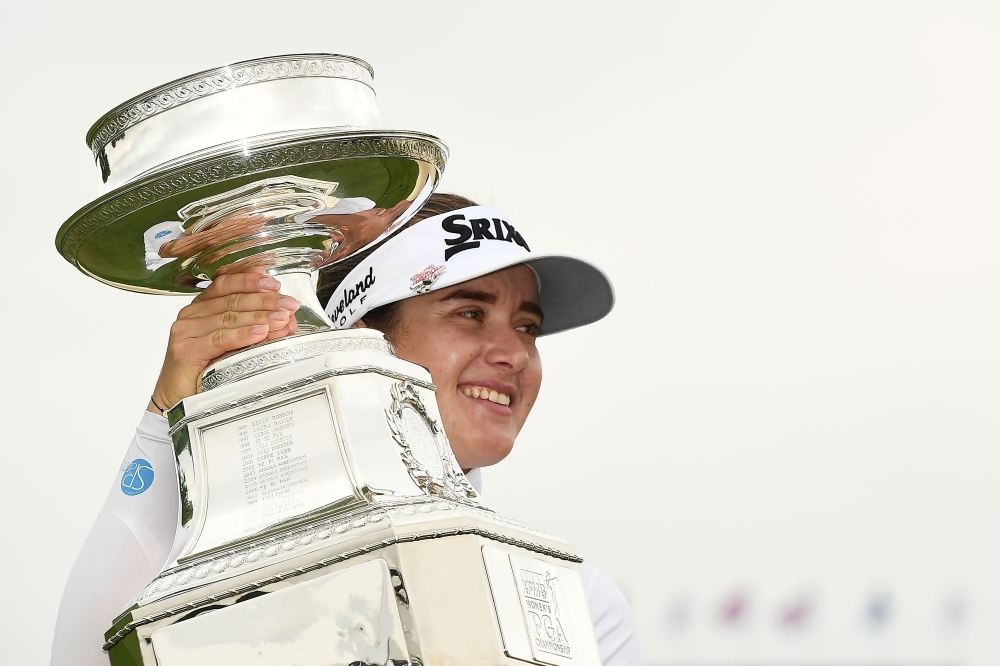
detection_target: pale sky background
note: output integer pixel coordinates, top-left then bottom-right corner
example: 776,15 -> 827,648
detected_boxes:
2,2 -> 999,664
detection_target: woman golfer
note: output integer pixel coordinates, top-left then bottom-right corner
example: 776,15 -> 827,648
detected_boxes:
52,194 -> 643,666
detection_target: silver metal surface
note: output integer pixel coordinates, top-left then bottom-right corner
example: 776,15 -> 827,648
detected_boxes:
386,381 -> 480,502
174,364 -> 436,437
149,559 -> 407,666
199,328 -> 394,392
89,54 -> 382,191
188,390 -> 360,556
108,505 -> 582,650
168,331 -> 471,559
107,518 -> 590,661
56,53 -> 446,297
483,547 -> 602,666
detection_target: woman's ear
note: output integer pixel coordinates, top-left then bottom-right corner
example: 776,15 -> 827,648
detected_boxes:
351,319 -> 369,329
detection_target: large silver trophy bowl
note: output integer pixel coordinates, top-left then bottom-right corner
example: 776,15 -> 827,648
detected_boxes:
57,55 -> 602,666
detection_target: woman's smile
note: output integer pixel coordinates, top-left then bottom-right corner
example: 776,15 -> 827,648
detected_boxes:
461,385 -> 512,407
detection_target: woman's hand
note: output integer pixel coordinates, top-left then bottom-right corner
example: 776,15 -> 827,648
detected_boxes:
148,272 -> 300,414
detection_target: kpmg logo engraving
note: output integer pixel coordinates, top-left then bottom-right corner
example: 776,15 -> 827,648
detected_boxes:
441,214 -> 530,261
121,458 -> 154,496
515,563 -> 573,659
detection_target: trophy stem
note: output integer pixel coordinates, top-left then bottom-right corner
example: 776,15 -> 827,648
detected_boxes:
271,269 -> 334,335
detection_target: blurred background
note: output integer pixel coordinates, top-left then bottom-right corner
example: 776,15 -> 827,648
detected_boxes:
2,1 -> 998,664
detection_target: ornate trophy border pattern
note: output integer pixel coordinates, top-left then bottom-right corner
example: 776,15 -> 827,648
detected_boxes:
200,336 -> 394,391
136,497 -> 554,607
88,54 -> 375,157
386,381 -> 480,503
59,133 -> 448,263
107,513 -> 581,651
138,498 -> 453,603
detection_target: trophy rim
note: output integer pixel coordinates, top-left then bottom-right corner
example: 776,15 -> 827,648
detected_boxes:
57,128 -> 449,295
86,53 -> 377,157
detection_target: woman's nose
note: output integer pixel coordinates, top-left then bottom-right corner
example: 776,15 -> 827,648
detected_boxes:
482,323 -> 530,371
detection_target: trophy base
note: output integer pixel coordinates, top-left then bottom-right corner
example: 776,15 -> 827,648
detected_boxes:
104,329 -> 601,666
105,500 -> 599,666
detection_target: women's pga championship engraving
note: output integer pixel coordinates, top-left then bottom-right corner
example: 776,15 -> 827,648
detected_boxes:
56,54 -> 602,666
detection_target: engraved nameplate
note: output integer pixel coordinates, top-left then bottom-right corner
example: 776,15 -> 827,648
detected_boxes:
192,391 -> 357,553
482,546 -> 601,666
510,553 -> 576,664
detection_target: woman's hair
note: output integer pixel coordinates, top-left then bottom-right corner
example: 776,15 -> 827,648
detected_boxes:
315,192 -> 478,337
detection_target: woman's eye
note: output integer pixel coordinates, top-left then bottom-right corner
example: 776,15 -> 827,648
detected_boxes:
457,309 -> 483,321
515,323 -> 541,336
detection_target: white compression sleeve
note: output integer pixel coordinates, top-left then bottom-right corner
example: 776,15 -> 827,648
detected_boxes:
580,563 -> 645,666
50,411 -> 180,666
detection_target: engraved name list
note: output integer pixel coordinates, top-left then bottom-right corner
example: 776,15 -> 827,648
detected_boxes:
238,408 -> 309,535
196,392 -> 356,553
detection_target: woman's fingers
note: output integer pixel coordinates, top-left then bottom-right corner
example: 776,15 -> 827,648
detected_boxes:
170,309 -> 291,340
176,323 -> 273,363
199,272 -> 279,299
266,316 -> 297,340
151,270 -> 305,410
180,288 -> 299,320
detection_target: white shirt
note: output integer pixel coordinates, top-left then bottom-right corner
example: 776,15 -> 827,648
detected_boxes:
51,413 -> 643,666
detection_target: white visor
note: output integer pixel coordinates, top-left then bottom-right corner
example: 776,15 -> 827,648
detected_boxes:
323,206 -> 614,335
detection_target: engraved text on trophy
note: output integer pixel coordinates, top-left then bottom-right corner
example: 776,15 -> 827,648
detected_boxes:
194,392 -> 355,553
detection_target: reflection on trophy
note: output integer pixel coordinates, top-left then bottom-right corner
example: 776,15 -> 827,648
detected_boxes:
57,54 -> 602,666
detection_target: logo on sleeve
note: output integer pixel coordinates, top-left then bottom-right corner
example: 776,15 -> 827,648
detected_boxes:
441,214 -> 530,261
121,458 -> 154,496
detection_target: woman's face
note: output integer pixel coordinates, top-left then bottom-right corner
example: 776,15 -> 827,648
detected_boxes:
385,265 -> 543,469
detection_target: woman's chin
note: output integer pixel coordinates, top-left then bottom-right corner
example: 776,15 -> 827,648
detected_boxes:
451,435 -> 515,470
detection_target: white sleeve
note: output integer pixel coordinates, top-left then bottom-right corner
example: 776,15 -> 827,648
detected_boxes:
50,411 -> 181,666
581,563 -> 644,666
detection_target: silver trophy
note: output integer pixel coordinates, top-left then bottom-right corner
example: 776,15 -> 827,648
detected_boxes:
57,54 -> 602,666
